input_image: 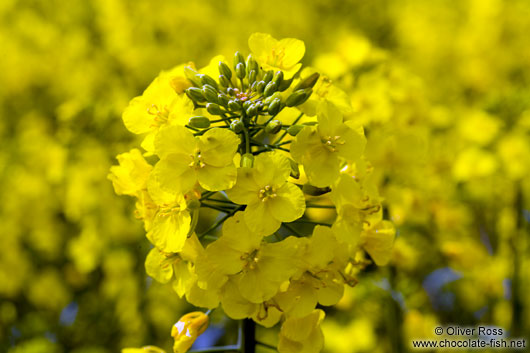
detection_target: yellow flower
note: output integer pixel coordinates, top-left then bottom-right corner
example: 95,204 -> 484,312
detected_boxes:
275,226 -> 346,318
331,174 -> 382,246
291,103 -> 365,187
145,178 -> 191,253
296,68 -> 353,117
122,64 -> 194,152
360,220 -> 395,266
226,151 -> 306,235
153,125 -> 239,194
144,233 -> 202,290
249,33 -> 305,79
278,310 -> 325,353
108,149 -> 152,196
171,311 -> 209,353
196,212 -> 305,304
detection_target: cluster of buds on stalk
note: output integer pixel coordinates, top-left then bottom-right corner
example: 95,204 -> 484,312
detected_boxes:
184,51 -> 319,159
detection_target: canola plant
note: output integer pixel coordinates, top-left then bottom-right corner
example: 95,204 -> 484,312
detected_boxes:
1,1 -> 529,353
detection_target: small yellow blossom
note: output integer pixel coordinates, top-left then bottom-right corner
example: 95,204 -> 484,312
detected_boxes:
291,103 -> 365,187
226,151 -> 306,235
153,125 -> 239,193
249,33 -> 305,79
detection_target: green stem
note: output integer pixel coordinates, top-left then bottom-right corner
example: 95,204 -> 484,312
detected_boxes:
200,191 -> 217,201
201,203 -> 236,213
211,117 -> 233,123
243,319 -> 256,353
244,127 -> 251,154
198,205 -> 244,238
274,112 -> 303,144
256,341 -> 277,351
281,222 -> 303,237
204,198 -> 236,204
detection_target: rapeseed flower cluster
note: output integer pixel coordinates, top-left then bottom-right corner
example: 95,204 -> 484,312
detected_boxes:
112,33 -> 395,353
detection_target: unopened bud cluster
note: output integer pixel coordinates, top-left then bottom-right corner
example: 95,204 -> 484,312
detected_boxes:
184,51 -> 318,136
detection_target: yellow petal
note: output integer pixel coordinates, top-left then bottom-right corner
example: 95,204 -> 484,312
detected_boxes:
244,200 -> 281,236
361,220 -> 396,266
147,211 -> 191,253
220,278 -> 259,319
155,125 -> 197,159
268,182 -> 306,223
153,154 -> 196,194
145,248 -> 174,284
196,164 -> 237,191
108,149 -> 152,196
226,167 -> 259,204
199,128 -> 240,167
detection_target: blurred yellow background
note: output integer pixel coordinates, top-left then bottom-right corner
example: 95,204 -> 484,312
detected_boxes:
1,0 -> 529,352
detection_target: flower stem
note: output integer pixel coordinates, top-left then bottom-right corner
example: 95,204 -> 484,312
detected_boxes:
243,319 -> 256,353
274,112 -> 304,144
198,205 -> 244,238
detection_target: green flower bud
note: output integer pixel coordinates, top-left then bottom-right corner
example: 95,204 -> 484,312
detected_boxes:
219,75 -> 231,88
265,119 -> 282,134
278,77 -> 293,92
227,87 -> 236,96
248,70 -> 257,85
263,70 -> 274,84
188,116 -> 211,129
184,66 -> 201,86
302,184 -> 331,196
186,87 -> 206,103
228,100 -> 242,112
294,72 -> 320,90
218,93 -> 230,107
200,74 -> 218,89
267,98 -> 281,116
263,82 -> 278,97
256,81 -> 266,94
241,153 -> 255,168
285,88 -> 312,107
287,125 -> 305,136
242,100 -> 252,111
246,104 -> 258,117
206,103 -> 223,115
236,63 -> 246,79
218,61 -> 232,80
234,51 -> 245,69
202,84 -> 219,103
246,54 -> 259,74
263,92 -> 282,105
273,71 -> 284,86
288,158 -> 300,179
230,119 -> 244,133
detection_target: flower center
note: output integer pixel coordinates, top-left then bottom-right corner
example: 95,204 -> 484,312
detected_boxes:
321,135 -> 344,152
258,185 -> 277,202
241,249 -> 260,270
147,104 -> 169,128
269,47 -> 286,67
157,201 -> 183,218
189,150 -> 206,168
